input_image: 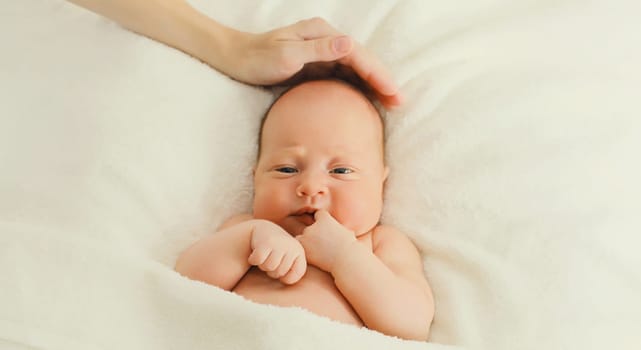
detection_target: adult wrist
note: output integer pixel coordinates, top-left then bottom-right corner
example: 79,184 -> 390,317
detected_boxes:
174,2 -> 241,73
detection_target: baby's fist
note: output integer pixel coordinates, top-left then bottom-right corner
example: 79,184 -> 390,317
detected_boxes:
249,220 -> 307,284
297,210 -> 356,272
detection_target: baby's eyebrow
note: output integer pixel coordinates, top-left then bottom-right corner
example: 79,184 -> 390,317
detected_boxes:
280,146 -> 305,155
264,149 -> 300,161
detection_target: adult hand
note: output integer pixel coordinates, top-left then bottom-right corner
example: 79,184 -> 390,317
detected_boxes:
66,2 -> 402,107
226,17 -> 403,108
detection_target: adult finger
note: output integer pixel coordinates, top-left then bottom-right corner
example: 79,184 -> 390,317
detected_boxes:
289,17 -> 341,39
338,44 -> 402,104
292,35 -> 354,65
283,18 -> 353,65
375,90 -> 404,108
278,18 -> 403,107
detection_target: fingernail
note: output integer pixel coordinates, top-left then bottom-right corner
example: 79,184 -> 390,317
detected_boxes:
395,92 -> 405,105
333,36 -> 352,54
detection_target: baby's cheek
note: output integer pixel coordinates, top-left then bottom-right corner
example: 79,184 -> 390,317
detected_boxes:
253,189 -> 285,220
332,197 -> 370,235
351,191 -> 384,234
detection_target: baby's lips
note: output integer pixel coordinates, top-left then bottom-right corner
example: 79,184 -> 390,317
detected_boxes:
294,213 -> 316,226
293,206 -> 319,216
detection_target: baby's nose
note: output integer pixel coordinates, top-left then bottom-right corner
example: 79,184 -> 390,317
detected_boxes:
296,174 -> 327,198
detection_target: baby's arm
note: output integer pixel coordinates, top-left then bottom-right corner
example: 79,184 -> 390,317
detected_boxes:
175,214 -> 255,290
331,226 -> 434,341
175,215 -> 306,289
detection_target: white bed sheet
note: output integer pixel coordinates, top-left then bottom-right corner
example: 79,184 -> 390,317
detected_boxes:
1,0 -> 640,349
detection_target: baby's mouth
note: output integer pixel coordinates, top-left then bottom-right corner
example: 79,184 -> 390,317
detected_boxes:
296,213 -> 315,226
292,208 -> 317,226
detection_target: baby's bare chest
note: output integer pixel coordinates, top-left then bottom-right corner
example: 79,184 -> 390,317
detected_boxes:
233,266 -> 363,326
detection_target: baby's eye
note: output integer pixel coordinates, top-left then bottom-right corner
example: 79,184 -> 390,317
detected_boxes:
275,167 -> 298,174
330,167 -> 353,174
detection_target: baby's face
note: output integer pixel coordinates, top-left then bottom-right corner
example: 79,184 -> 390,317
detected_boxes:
253,80 -> 388,237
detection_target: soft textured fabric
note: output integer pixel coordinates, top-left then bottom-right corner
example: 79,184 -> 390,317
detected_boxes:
1,0 -> 640,349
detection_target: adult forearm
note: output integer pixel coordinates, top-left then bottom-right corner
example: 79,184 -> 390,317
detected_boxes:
66,0 -> 236,71
332,243 -> 433,341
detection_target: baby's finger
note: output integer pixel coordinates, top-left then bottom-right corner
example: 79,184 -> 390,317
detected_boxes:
272,252 -> 298,278
260,250 -> 285,272
248,247 -> 272,266
313,209 -> 334,223
295,234 -> 309,249
280,255 -> 307,285
266,270 -> 282,279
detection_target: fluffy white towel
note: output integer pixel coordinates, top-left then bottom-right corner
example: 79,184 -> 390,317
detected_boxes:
1,0 -> 640,349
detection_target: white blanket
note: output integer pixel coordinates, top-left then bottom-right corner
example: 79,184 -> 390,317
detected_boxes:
1,0 -> 640,349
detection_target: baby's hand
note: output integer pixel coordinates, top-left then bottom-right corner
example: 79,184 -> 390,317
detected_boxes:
249,220 -> 307,284
296,210 -> 357,273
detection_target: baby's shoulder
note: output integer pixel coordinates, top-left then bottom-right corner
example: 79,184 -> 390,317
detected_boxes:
369,224 -> 424,276
371,224 -> 415,253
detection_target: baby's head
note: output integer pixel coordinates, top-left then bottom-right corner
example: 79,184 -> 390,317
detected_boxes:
253,79 -> 389,237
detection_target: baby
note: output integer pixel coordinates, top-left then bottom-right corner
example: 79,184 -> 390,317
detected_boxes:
175,79 -> 434,341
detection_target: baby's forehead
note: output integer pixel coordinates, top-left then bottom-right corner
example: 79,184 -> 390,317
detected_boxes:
256,79 -> 386,161
276,79 -> 374,106
266,79 -> 383,128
